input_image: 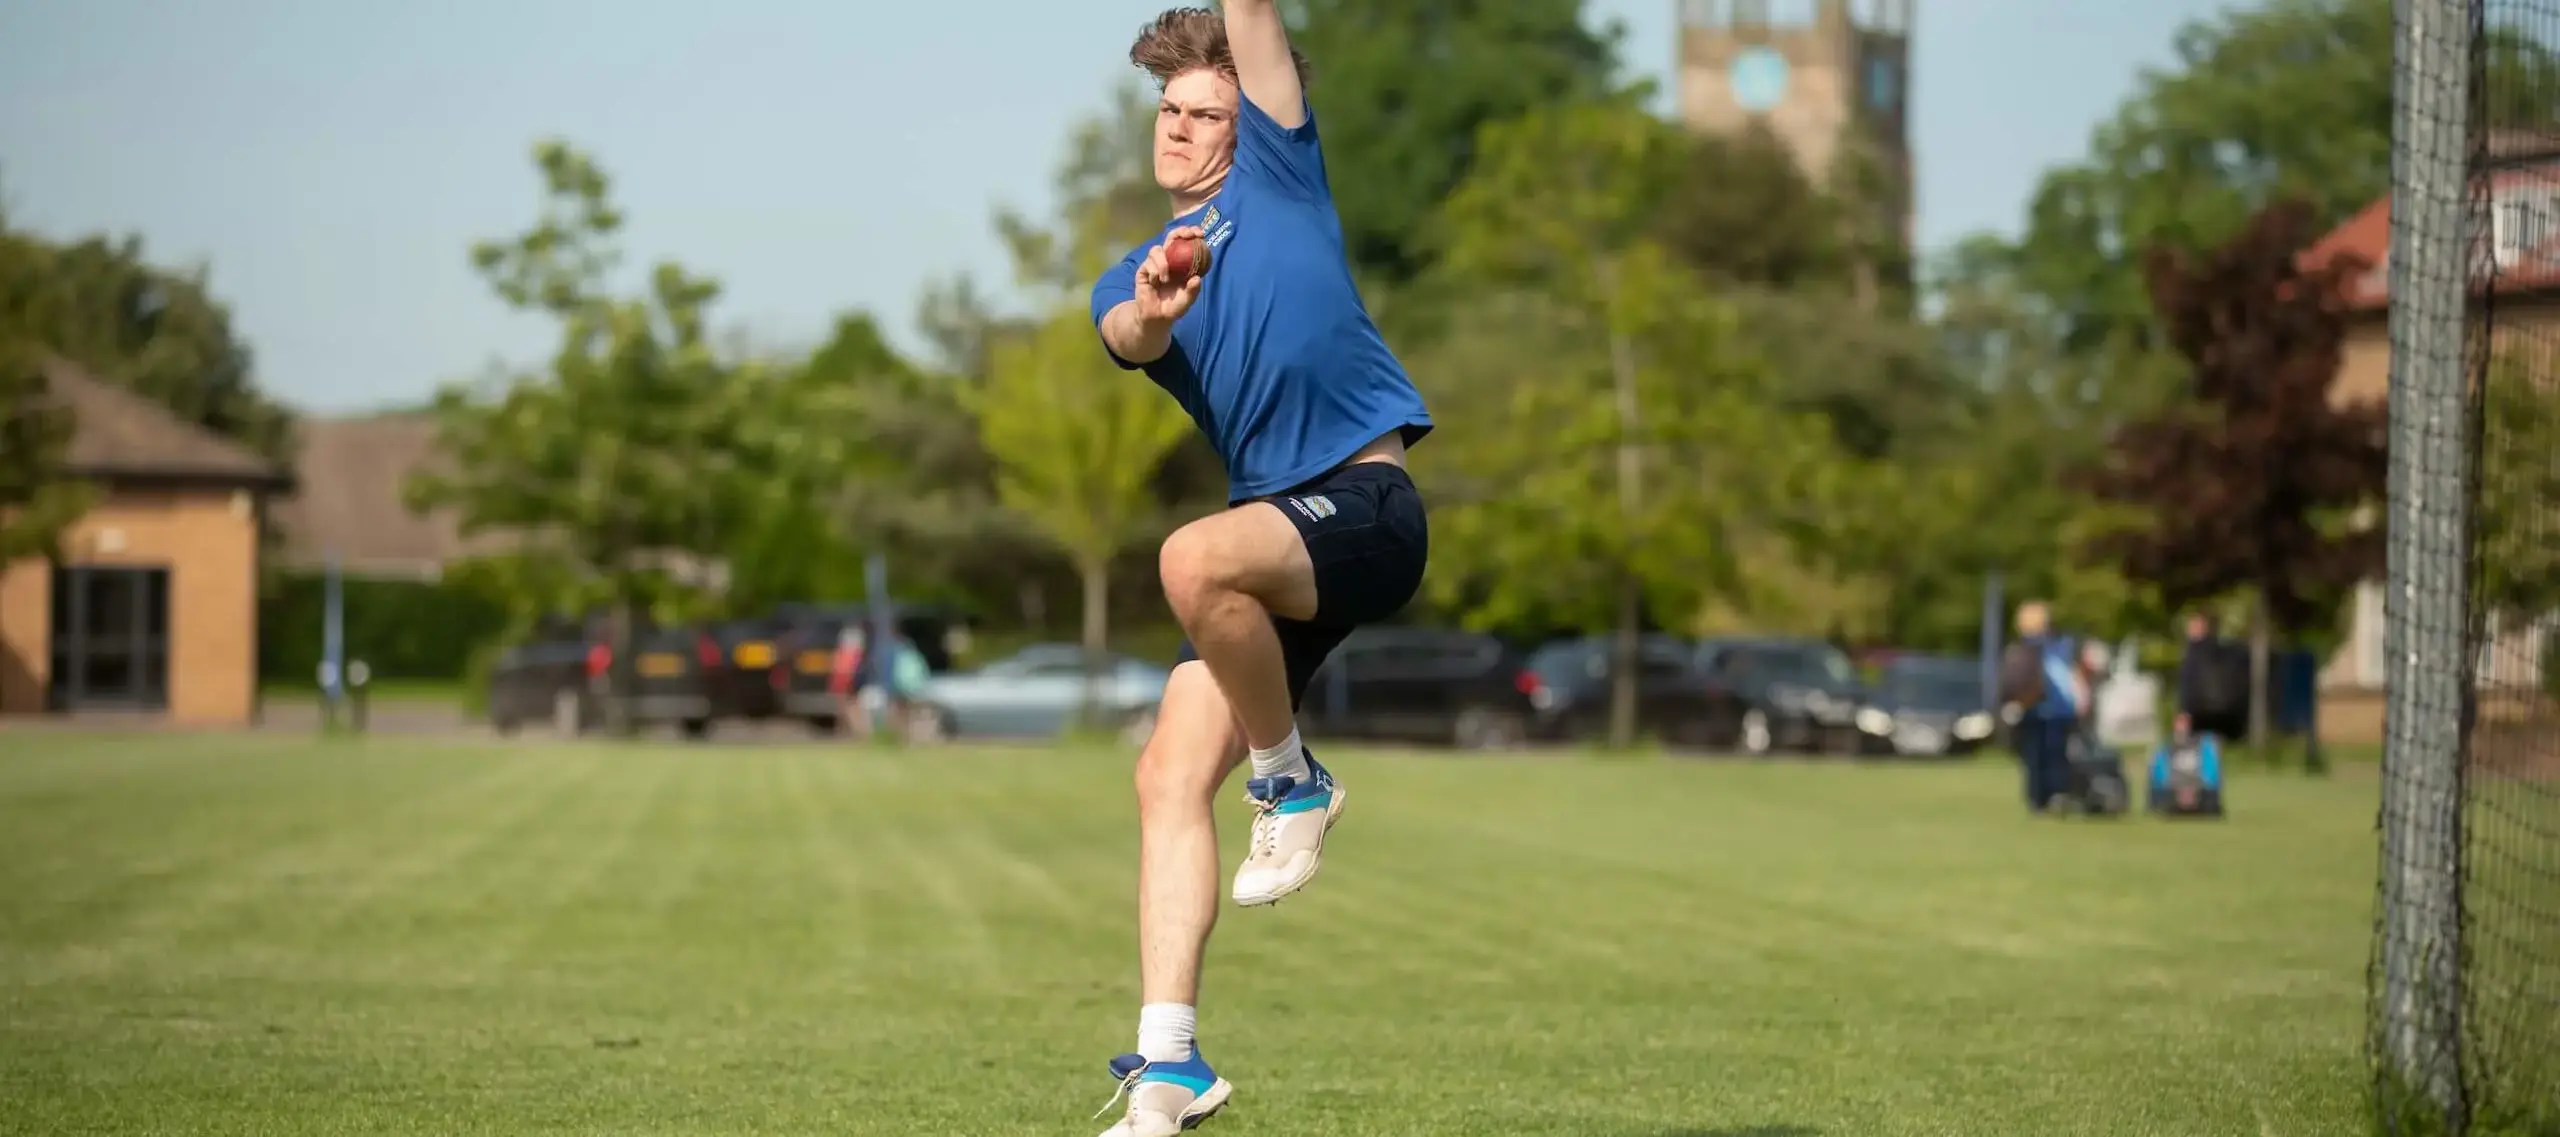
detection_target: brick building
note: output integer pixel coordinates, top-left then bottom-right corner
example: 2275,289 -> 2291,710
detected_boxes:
0,359 -> 293,725
2301,135 -> 2560,738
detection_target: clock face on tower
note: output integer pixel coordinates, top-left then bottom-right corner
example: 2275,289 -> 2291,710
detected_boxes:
1729,46 -> 1789,113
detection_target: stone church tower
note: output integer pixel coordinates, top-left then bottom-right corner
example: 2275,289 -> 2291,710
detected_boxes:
1677,0 -> 1915,251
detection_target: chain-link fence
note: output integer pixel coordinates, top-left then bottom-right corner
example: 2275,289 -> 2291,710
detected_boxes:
2372,0 -> 2560,1132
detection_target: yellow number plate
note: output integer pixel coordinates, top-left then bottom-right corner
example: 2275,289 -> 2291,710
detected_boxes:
637,653 -> 683,678
734,642 -> 775,668
797,650 -> 834,674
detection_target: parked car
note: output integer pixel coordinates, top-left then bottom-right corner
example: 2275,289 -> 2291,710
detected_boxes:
769,616 -> 860,733
1524,634 -> 1744,749
1860,652 -> 2000,757
485,633 -> 596,736
771,602 -> 973,671
702,617 -> 789,722
1694,637 -> 1868,755
484,623 -> 719,739
1297,626 -> 1543,749
909,643 -> 1166,742
600,625 -> 720,738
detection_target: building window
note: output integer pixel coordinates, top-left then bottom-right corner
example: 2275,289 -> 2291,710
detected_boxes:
2491,188 -> 2556,269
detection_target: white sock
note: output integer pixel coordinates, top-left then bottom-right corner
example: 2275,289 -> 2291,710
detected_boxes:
1136,1002 -> 1196,1063
1248,727 -> 1311,782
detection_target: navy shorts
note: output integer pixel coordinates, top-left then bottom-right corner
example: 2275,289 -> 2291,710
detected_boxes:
1174,461 -> 1429,709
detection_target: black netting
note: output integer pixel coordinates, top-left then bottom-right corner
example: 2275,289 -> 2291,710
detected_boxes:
2374,0 -> 2560,1133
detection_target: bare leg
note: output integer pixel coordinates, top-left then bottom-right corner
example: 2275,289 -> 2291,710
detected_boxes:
1157,503 -> 1317,751
1095,661 -> 1243,1136
1157,502 -> 1358,908
1135,661 -> 1247,1005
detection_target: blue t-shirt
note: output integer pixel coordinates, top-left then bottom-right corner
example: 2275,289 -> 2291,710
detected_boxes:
2022,634 -> 2083,721
1090,95 -> 1433,503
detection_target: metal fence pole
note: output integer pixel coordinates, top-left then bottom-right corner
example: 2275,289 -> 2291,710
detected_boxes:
2376,0 -> 2475,1126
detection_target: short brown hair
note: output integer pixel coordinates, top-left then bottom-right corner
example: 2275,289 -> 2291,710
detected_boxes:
1129,7 -> 1310,90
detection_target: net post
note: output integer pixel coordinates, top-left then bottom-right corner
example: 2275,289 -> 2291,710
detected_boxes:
2376,0 -> 2476,1128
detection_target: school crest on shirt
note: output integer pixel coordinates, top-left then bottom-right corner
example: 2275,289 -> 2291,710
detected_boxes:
1203,204 -> 1236,253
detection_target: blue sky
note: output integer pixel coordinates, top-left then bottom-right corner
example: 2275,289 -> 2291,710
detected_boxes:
0,0 -> 2235,414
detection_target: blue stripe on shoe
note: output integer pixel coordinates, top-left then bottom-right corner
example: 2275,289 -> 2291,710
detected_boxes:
1272,789 -> 1332,815
1134,1051 -> 1218,1094
1141,1068 -> 1217,1094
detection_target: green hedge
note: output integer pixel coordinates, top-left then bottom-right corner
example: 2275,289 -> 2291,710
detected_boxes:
260,570 -> 508,685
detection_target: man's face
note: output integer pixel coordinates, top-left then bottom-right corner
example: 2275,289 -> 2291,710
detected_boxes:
2014,603 -> 2048,638
2186,614 -> 2210,640
1154,68 -> 1238,199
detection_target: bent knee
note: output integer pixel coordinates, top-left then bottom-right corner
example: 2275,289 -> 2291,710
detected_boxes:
1133,661 -> 1237,809
1158,528 -> 1222,611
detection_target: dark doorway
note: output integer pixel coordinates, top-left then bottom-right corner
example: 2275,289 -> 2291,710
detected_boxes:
48,565 -> 171,712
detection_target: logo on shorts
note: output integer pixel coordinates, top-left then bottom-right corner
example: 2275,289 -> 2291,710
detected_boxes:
1286,494 -> 1337,523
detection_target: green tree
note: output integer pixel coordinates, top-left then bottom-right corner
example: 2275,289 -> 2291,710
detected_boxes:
406,140 -> 757,735
742,309 -> 1034,617
0,343 -> 91,562
1420,97 -> 1840,748
2478,355 -> 2560,622
1645,118 -> 1962,637
0,207 -> 295,472
2076,199 -> 2386,753
969,308 -> 1192,716
1991,0 -> 2560,359
1656,123 -> 1854,294
719,313 -> 920,613
2002,0 -> 2396,356
960,89 -> 1200,702
1285,0 -> 1622,285
1824,237 -> 2172,651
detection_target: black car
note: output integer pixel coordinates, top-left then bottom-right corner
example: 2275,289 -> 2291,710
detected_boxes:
1862,653 -> 2000,758
703,617 -> 790,722
1522,634 -> 1744,750
595,625 -> 719,738
485,633 -> 597,736
1298,626 -> 1543,748
1695,637 -> 1868,755
770,615 -> 858,732
771,602 -> 971,671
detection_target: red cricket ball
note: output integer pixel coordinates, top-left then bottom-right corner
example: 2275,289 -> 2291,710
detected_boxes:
1164,234 -> 1208,280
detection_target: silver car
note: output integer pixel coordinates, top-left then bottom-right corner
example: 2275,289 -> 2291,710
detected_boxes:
909,644 -> 1166,742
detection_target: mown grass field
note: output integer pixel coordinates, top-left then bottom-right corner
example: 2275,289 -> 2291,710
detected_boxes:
0,733 -> 2384,1135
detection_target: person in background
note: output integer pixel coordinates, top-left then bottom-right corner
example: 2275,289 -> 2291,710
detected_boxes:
1999,600 -> 2085,815
884,631 -> 935,741
2148,712 -> 2228,816
830,625 -> 873,740
2175,612 -> 2246,742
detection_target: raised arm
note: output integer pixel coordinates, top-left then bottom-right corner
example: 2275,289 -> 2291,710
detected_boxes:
1222,0 -> 1307,129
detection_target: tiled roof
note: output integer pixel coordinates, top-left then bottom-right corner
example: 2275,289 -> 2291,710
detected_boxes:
270,411 -> 503,576
2304,150 -> 2560,311
43,357 -> 290,486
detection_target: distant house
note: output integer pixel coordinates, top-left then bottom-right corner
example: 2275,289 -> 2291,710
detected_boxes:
270,411 -> 492,580
270,411 -> 727,591
2299,132 -> 2560,738
0,359 -> 294,724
